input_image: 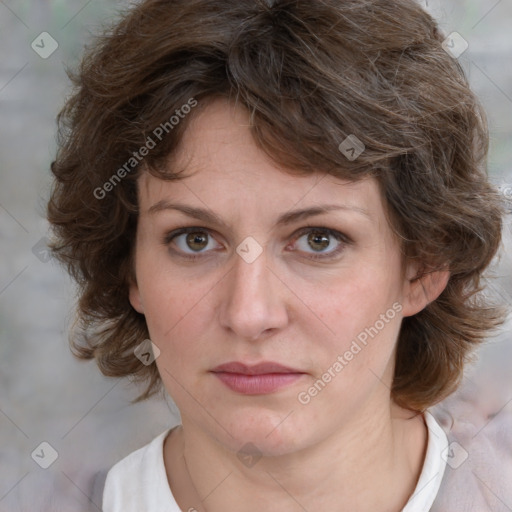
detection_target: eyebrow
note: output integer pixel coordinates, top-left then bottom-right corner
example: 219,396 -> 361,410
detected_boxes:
147,200 -> 371,228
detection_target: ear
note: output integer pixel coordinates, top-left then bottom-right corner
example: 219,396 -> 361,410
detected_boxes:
401,261 -> 450,317
128,277 -> 145,314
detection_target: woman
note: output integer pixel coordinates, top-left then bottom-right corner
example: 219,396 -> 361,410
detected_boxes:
46,0 -> 507,510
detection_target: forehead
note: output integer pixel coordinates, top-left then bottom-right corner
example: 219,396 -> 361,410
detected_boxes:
138,98 -> 384,223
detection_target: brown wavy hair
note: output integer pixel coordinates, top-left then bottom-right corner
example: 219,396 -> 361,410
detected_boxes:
47,0 -> 507,411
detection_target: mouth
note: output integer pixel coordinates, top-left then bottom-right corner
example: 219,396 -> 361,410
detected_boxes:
210,361 -> 307,395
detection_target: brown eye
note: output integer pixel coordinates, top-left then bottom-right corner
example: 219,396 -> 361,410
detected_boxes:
163,227 -> 221,259
290,227 -> 349,260
185,231 -> 209,251
306,231 -> 331,251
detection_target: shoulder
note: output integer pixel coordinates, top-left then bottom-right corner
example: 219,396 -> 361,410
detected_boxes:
102,427 -> 181,512
429,400 -> 512,512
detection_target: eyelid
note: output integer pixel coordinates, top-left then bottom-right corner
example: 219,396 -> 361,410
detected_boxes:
293,224 -> 353,244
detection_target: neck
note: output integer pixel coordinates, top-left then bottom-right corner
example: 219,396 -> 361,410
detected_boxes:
164,400 -> 427,512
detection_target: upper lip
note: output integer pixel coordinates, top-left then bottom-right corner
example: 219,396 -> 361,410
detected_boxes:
211,361 -> 305,375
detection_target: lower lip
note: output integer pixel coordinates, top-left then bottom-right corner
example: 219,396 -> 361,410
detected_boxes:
212,372 -> 305,394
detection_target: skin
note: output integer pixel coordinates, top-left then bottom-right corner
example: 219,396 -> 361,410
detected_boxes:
129,98 -> 450,512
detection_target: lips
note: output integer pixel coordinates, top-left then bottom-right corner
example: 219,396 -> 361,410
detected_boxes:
211,361 -> 304,375
210,361 -> 306,394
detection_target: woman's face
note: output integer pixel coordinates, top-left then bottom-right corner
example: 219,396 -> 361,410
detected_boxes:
130,98 -> 421,456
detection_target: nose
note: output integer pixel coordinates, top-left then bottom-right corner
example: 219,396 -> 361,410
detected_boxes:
218,244 -> 289,341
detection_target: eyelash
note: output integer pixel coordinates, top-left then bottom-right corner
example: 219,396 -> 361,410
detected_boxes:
162,225 -> 351,262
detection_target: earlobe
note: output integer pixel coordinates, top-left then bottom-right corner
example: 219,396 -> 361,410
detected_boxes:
402,266 -> 450,317
129,280 -> 145,314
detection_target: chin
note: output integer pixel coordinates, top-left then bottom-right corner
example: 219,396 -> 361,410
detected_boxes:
213,409 -> 312,457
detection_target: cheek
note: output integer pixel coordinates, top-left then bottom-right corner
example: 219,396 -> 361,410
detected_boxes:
142,283 -> 209,341
136,261 -> 216,363
301,262 -> 404,367
313,266 -> 401,331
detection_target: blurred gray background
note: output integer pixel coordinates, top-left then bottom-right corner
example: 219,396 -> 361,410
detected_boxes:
0,1 -> 511,511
